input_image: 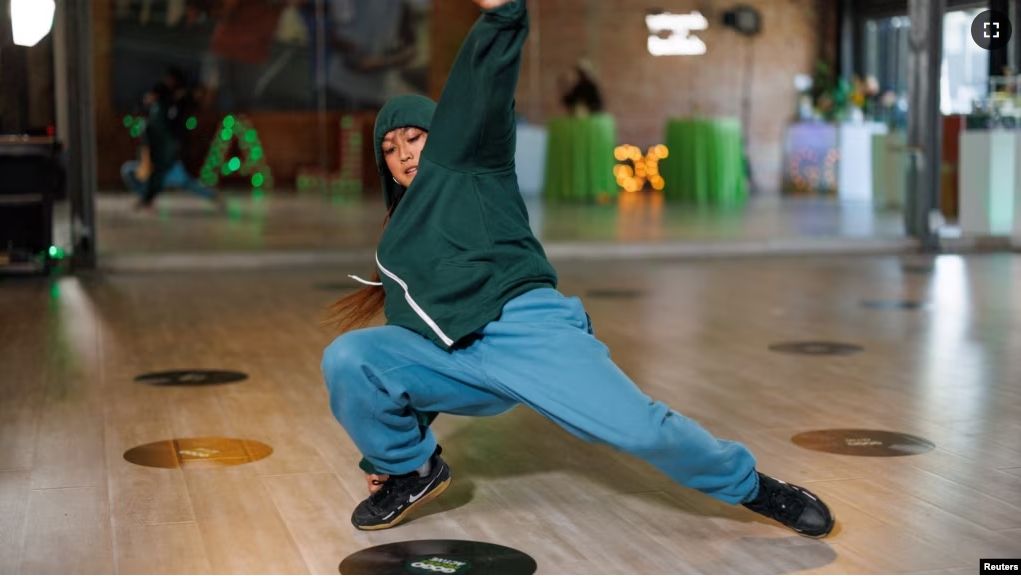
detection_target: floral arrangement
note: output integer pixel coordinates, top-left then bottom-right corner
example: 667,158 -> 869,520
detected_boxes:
801,61 -> 887,123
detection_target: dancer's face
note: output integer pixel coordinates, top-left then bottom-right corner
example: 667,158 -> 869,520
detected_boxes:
382,127 -> 428,188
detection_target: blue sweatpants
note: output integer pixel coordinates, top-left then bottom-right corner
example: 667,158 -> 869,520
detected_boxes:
121,160 -> 217,202
321,288 -> 759,505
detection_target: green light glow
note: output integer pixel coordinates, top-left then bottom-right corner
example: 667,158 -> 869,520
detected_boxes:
201,115 -> 272,191
186,117 -> 198,130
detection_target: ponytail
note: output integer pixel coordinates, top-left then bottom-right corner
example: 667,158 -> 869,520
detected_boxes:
322,198 -> 401,334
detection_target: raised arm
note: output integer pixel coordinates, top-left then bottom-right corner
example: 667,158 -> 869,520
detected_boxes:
423,0 -> 527,173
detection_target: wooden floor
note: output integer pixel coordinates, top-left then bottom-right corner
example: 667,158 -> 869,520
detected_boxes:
2,253 -> 1020,574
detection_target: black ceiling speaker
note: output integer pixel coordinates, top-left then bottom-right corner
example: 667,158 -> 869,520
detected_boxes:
723,5 -> 762,36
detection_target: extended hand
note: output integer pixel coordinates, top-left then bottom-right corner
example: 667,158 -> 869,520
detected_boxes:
472,0 -> 517,9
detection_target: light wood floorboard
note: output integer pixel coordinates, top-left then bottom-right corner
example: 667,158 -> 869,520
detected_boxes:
2,254 -> 1020,573
0,471 -> 32,573
20,486 -> 115,574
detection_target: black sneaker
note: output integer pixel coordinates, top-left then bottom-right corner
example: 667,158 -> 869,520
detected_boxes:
351,449 -> 451,531
742,472 -> 835,538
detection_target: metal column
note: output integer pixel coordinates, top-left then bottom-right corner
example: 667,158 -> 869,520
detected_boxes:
58,0 -> 97,268
990,0 -> 1010,76
839,0 -> 855,80
905,0 -> 944,248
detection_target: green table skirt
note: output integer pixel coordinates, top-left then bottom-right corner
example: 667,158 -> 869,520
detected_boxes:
660,117 -> 748,206
543,114 -> 618,201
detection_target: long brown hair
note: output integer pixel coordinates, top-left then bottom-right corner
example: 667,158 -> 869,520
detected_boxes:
323,198 -> 401,334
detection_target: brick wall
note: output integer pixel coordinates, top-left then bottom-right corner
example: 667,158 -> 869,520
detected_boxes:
434,0 -> 837,196
91,0 -> 837,193
430,0 -> 482,102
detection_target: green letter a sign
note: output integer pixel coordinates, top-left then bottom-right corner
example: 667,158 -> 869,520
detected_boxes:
200,115 -> 274,192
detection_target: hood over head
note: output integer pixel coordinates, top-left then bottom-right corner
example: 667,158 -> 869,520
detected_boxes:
372,94 -> 437,211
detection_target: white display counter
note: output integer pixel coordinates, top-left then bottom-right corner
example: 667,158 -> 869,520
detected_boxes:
871,130 -> 907,210
515,124 -> 547,199
958,129 -> 1016,236
838,122 -> 888,204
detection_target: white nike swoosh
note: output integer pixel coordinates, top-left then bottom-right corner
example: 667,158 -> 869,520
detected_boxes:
408,476 -> 438,503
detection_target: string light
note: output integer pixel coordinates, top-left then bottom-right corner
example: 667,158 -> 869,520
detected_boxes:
124,116 -> 197,136
785,148 -> 839,193
122,115 -> 145,139
296,114 -> 363,197
120,113 -> 271,192
200,115 -> 274,192
614,144 -> 669,192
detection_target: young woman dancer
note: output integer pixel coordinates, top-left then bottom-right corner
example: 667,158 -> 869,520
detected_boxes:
321,0 -> 834,538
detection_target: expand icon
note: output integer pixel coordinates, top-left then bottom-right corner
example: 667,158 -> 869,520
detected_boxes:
971,9 -> 1012,50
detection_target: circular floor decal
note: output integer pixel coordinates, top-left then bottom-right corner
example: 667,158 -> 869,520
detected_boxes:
340,540 -> 537,575
791,429 -> 935,457
123,437 -> 273,469
768,342 -> 864,356
861,300 -> 927,310
585,289 -> 644,299
134,370 -> 248,386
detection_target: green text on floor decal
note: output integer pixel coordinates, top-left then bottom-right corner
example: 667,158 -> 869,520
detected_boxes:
406,557 -> 472,574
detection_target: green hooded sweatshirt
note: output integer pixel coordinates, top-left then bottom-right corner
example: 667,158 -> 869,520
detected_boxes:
362,0 -> 557,351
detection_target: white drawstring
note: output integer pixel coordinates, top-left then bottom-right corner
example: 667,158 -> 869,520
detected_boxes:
348,275 -> 383,286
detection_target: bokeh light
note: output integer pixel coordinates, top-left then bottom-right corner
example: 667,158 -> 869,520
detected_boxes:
613,144 -> 669,192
